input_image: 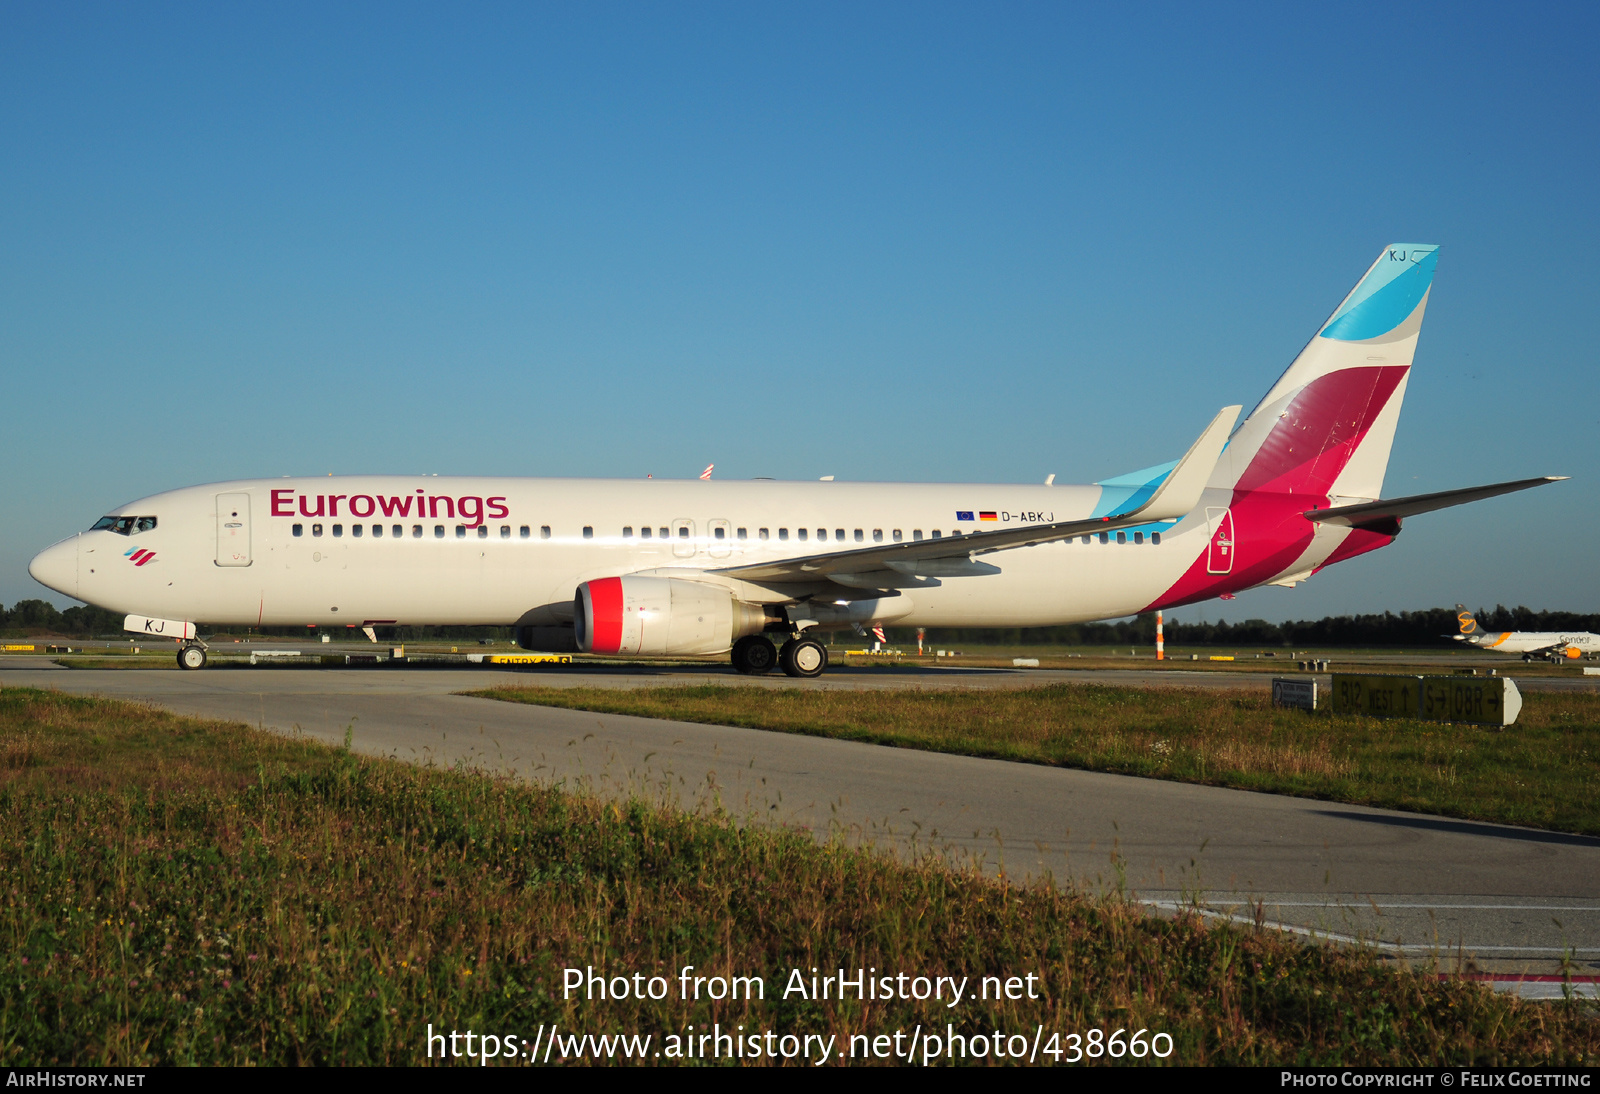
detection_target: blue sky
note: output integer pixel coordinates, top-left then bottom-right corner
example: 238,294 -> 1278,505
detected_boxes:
4,2 -> 1597,621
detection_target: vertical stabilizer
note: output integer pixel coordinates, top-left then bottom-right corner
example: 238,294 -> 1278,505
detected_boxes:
1210,245 -> 1437,502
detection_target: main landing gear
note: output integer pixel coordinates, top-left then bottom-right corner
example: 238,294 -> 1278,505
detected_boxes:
731,635 -> 778,675
729,633 -> 829,678
778,636 -> 828,679
177,642 -> 208,670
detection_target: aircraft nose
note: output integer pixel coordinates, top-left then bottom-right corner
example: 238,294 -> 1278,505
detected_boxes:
28,536 -> 78,599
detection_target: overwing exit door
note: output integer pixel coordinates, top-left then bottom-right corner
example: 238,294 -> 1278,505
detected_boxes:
672,518 -> 696,559
1206,507 -> 1234,575
216,492 -> 252,567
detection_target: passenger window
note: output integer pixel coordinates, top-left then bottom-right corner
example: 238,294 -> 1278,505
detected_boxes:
435,526 -> 445,538
658,527 -> 668,538
500,525 -> 510,539
779,528 -> 789,541
872,529 -> 881,542
332,524 -> 344,538
893,530 -> 902,542
797,529 -> 808,541
640,526 -> 651,539
913,530 -> 922,541
1133,531 -> 1143,544
674,526 -> 686,539
413,525 -> 423,538
623,526 -> 634,538
759,528 -> 769,540
393,525 -> 403,538
1098,532 -> 1109,544
584,526 -> 595,539
1152,532 -> 1161,545
293,524 -> 303,537
541,526 -> 551,539
1116,531 -> 1126,544
519,525 -> 530,538
456,525 -> 466,539
477,525 -> 488,539
931,530 -> 941,539
714,526 -> 725,540
836,529 -> 846,541
817,529 -> 826,542
372,525 -> 382,537
737,528 -> 747,540
1081,535 -> 1091,544
313,524 -> 324,537
352,525 -> 363,538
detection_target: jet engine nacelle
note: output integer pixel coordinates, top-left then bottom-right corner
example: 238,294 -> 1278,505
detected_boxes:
574,576 -> 775,656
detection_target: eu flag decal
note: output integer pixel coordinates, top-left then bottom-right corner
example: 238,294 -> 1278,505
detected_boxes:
956,511 -> 974,522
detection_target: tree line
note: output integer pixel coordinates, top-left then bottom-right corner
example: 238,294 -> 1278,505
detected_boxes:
4,597 -> 1598,648
887,605 -> 1600,648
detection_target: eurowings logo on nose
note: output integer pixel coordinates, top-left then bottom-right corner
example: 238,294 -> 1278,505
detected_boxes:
124,547 -> 157,567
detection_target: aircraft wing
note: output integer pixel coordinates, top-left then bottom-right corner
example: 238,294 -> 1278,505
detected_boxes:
1303,476 -> 1566,532
715,405 -> 1240,586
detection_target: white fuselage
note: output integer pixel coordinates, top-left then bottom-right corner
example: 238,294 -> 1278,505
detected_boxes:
28,474 -> 1348,634
1466,631 -> 1600,655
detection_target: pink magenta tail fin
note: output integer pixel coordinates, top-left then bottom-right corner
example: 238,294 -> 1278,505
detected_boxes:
1210,244 -> 1437,504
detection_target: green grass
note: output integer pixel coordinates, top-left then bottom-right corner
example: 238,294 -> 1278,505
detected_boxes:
473,683 -> 1600,836
0,686 -> 1595,1066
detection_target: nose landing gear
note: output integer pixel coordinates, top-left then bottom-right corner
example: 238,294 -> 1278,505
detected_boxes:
177,642 -> 208,670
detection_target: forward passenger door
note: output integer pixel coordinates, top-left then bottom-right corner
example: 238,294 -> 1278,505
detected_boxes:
216,492 -> 252,567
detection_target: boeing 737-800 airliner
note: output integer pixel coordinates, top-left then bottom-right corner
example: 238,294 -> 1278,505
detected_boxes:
28,244 -> 1564,675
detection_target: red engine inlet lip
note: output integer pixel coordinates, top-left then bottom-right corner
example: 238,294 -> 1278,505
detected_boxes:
579,577 -> 625,654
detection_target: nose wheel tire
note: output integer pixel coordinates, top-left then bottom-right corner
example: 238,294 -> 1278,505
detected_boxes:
779,637 -> 828,678
731,635 -> 778,675
177,645 -> 207,671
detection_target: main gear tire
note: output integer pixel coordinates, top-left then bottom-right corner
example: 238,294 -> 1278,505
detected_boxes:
731,635 -> 778,675
779,637 -> 828,678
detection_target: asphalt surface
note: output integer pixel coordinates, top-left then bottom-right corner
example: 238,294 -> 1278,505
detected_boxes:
5,656 -> 1599,993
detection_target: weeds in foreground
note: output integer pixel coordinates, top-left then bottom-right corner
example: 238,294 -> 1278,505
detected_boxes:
0,687 -> 1594,1065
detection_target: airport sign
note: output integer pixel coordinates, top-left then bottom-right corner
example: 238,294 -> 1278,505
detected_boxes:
1330,674 -> 1522,726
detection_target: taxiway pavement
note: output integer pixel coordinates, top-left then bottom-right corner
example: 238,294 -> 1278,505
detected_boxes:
5,658 -> 1598,989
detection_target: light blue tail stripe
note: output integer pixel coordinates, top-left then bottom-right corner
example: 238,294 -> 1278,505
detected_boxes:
1320,245 -> 1438,341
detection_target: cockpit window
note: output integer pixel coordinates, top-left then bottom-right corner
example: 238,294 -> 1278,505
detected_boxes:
90,515 -> 157,535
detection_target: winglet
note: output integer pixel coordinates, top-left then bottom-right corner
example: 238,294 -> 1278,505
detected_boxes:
1118,405 -> 1241,521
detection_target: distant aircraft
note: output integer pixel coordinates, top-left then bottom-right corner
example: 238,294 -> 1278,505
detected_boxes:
29,244 -> 1566,675
1453,605 -> 1600,662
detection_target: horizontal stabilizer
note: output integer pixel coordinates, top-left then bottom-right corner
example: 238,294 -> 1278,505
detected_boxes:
1304,476 -> 1566,530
